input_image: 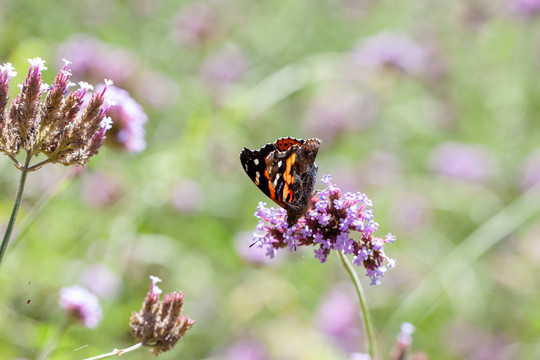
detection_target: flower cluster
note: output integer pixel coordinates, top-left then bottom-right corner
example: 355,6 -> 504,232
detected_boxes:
252,175 -> 396,285
59,285 -> 102,328
130,276 -> 195,356
0,58 -> 112,170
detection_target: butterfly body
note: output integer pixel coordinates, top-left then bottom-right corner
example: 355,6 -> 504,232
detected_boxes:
240,137 -> 320,226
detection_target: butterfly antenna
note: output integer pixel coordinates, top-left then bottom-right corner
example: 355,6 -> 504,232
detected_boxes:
249,239 -> 260,248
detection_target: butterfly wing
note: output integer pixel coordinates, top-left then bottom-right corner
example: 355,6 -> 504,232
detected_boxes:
239,142 -> 288,208
274,137 -> 306,151
240,137 -> 321,226
267,138 -> 320,223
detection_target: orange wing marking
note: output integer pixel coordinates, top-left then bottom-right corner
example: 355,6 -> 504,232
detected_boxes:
282,153 -> 296,202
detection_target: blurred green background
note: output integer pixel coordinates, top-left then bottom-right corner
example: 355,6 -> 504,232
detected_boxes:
2,0 -> 540,359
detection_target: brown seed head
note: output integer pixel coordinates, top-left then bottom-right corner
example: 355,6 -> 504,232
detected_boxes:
0,59 -> 113,169
130,277 -> 195,356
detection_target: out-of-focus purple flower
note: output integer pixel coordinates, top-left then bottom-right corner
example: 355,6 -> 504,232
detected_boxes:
427,141 -> 496,182
516,150 -> 540,191
223,339 -> 268,360
80,264 -> 121,299
200,45 -> 249,84
303,85 -> 378,144
57,35 -> 179,109
81,171 -> 123,207
314,286 -> 361,352
95,84 -> 148,153
200,45 -> 250,103
170,179 -> 205,213
390,193 -> 432,234
510,0 -> 540,18
251,175 -> 396,285
57,35 -> 137,85
171,2 -> 221,46
59,286 -> 102,328
354,31 -> 428,75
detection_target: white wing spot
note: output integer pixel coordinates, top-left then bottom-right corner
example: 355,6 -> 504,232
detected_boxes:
254,159 -> 259,165
273,173 -> 280,187
277,161 -> 282,168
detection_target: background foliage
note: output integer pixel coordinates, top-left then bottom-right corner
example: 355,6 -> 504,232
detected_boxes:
1,0 -> 540,359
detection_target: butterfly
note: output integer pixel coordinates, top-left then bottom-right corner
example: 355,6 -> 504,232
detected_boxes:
240,137 -> 321,226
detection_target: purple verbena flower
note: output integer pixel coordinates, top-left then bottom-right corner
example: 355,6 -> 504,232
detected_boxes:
235,231 -> 275,265
251,175 -> 396,285
59,285 -> 102,328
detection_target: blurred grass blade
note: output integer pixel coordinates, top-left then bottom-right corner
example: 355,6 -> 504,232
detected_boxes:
385,183 -> 540,332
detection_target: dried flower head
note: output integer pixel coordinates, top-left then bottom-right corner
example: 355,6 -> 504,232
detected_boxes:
252,175 -> 396,285
59,285 -> 102,328
0,58 -> 112,171
130,276 -> 195,356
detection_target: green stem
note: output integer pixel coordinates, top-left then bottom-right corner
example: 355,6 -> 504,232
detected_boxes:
338,250 -> 377,359
36,316 -> 72,360
82,343 -> 144,360
0,152 -> 32,266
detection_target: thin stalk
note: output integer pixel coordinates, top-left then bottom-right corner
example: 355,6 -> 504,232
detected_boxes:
0,151 -> 32,266
36,317 -> 72,360
11,170 -> 76,249
82,343 -> 144,360
6,152 -> 22,169
338,250 -> 377,359
28,157 -> 52,172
